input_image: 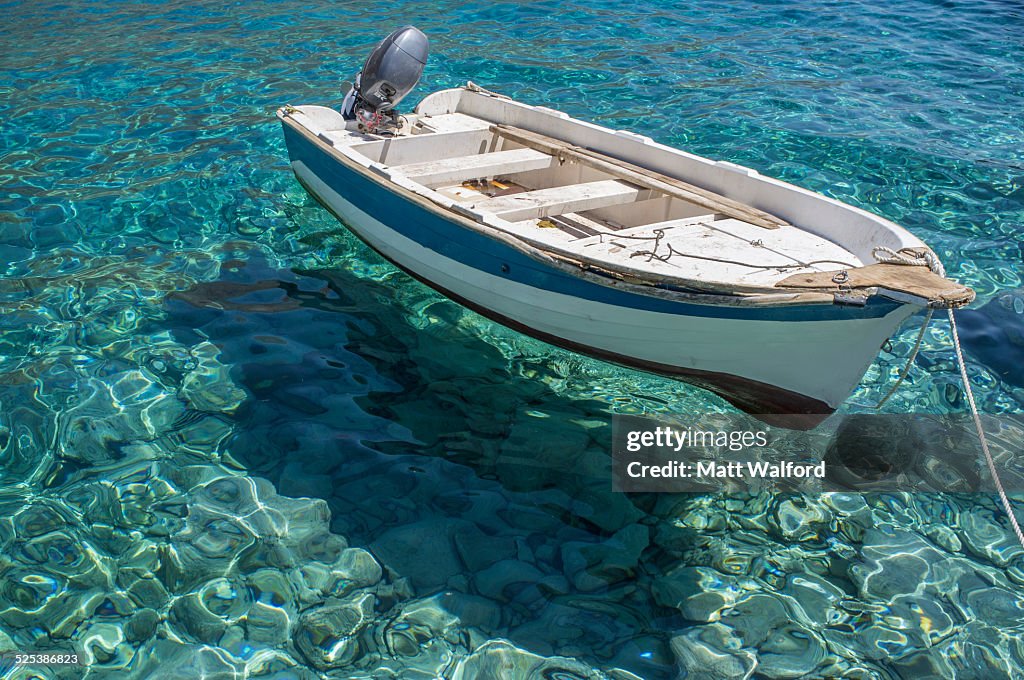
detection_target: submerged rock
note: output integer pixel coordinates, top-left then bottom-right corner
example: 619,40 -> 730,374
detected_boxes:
959,506 -> 1024,566
452,523 -> 517,573
451,639 -> 635,680
652,566 -> 740,623
294,592 -> 375,670
244,649 -> 320,679
963,585 -> 1024,628
435,591 -> 502,631
560,523 -> 649,592
851,526 -> 942,601
473,559 -> 546,603
329,547 -> 384,597
781,573 -> 847,626
244,602 -> 292,646
123,608 -> 160,644
724,593 -> 794,648
134,639 -> 244,679
756,622 -> 829,678
372,519 -> 465,593
384,593 -> 463,657
670,624 -> 756,679
772,497 -> 832,542
179,342 -> 248,414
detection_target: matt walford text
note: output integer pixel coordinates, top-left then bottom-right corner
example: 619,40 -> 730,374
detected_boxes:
625,459 -> 825,479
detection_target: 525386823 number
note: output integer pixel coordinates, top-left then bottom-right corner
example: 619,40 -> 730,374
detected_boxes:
2,653 -> 82,667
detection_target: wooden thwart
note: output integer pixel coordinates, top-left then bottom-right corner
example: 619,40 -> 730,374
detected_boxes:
490,124 -> 789,230
471,180 -> 643,222
393,148 -> 553,186
569,214 -> 718,247
776,263 -> 976,307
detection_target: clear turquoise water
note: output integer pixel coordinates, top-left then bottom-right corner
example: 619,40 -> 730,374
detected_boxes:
2,0 -> 1024,677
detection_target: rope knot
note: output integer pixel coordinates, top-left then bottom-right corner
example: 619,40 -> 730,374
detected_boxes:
872,246 -> 946,278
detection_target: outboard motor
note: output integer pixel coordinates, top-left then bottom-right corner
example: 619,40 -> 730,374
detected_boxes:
342,26 -> 428,133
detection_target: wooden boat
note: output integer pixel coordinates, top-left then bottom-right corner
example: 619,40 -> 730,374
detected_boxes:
277,82 -> 973,426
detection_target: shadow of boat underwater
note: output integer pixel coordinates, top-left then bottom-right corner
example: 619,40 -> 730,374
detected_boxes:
955,289 -> 1024,389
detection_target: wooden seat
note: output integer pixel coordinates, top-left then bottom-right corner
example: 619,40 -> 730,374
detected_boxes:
470,180 -> 644,222
570,214 -> 718,245
392,148 -> 554,187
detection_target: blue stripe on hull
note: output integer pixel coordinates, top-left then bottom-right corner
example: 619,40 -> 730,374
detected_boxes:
282,124 -> 903,323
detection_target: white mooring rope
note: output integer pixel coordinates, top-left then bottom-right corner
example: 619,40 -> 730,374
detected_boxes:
869,309 -> 934,410
872,245 -> 946,278
948,307 -> 1024,550
865,245 -> 1020,546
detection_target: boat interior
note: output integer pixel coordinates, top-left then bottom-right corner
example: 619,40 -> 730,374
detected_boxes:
315,110 -> 865,293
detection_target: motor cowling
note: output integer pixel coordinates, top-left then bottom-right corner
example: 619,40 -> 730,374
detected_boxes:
342,26 -> 428,131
